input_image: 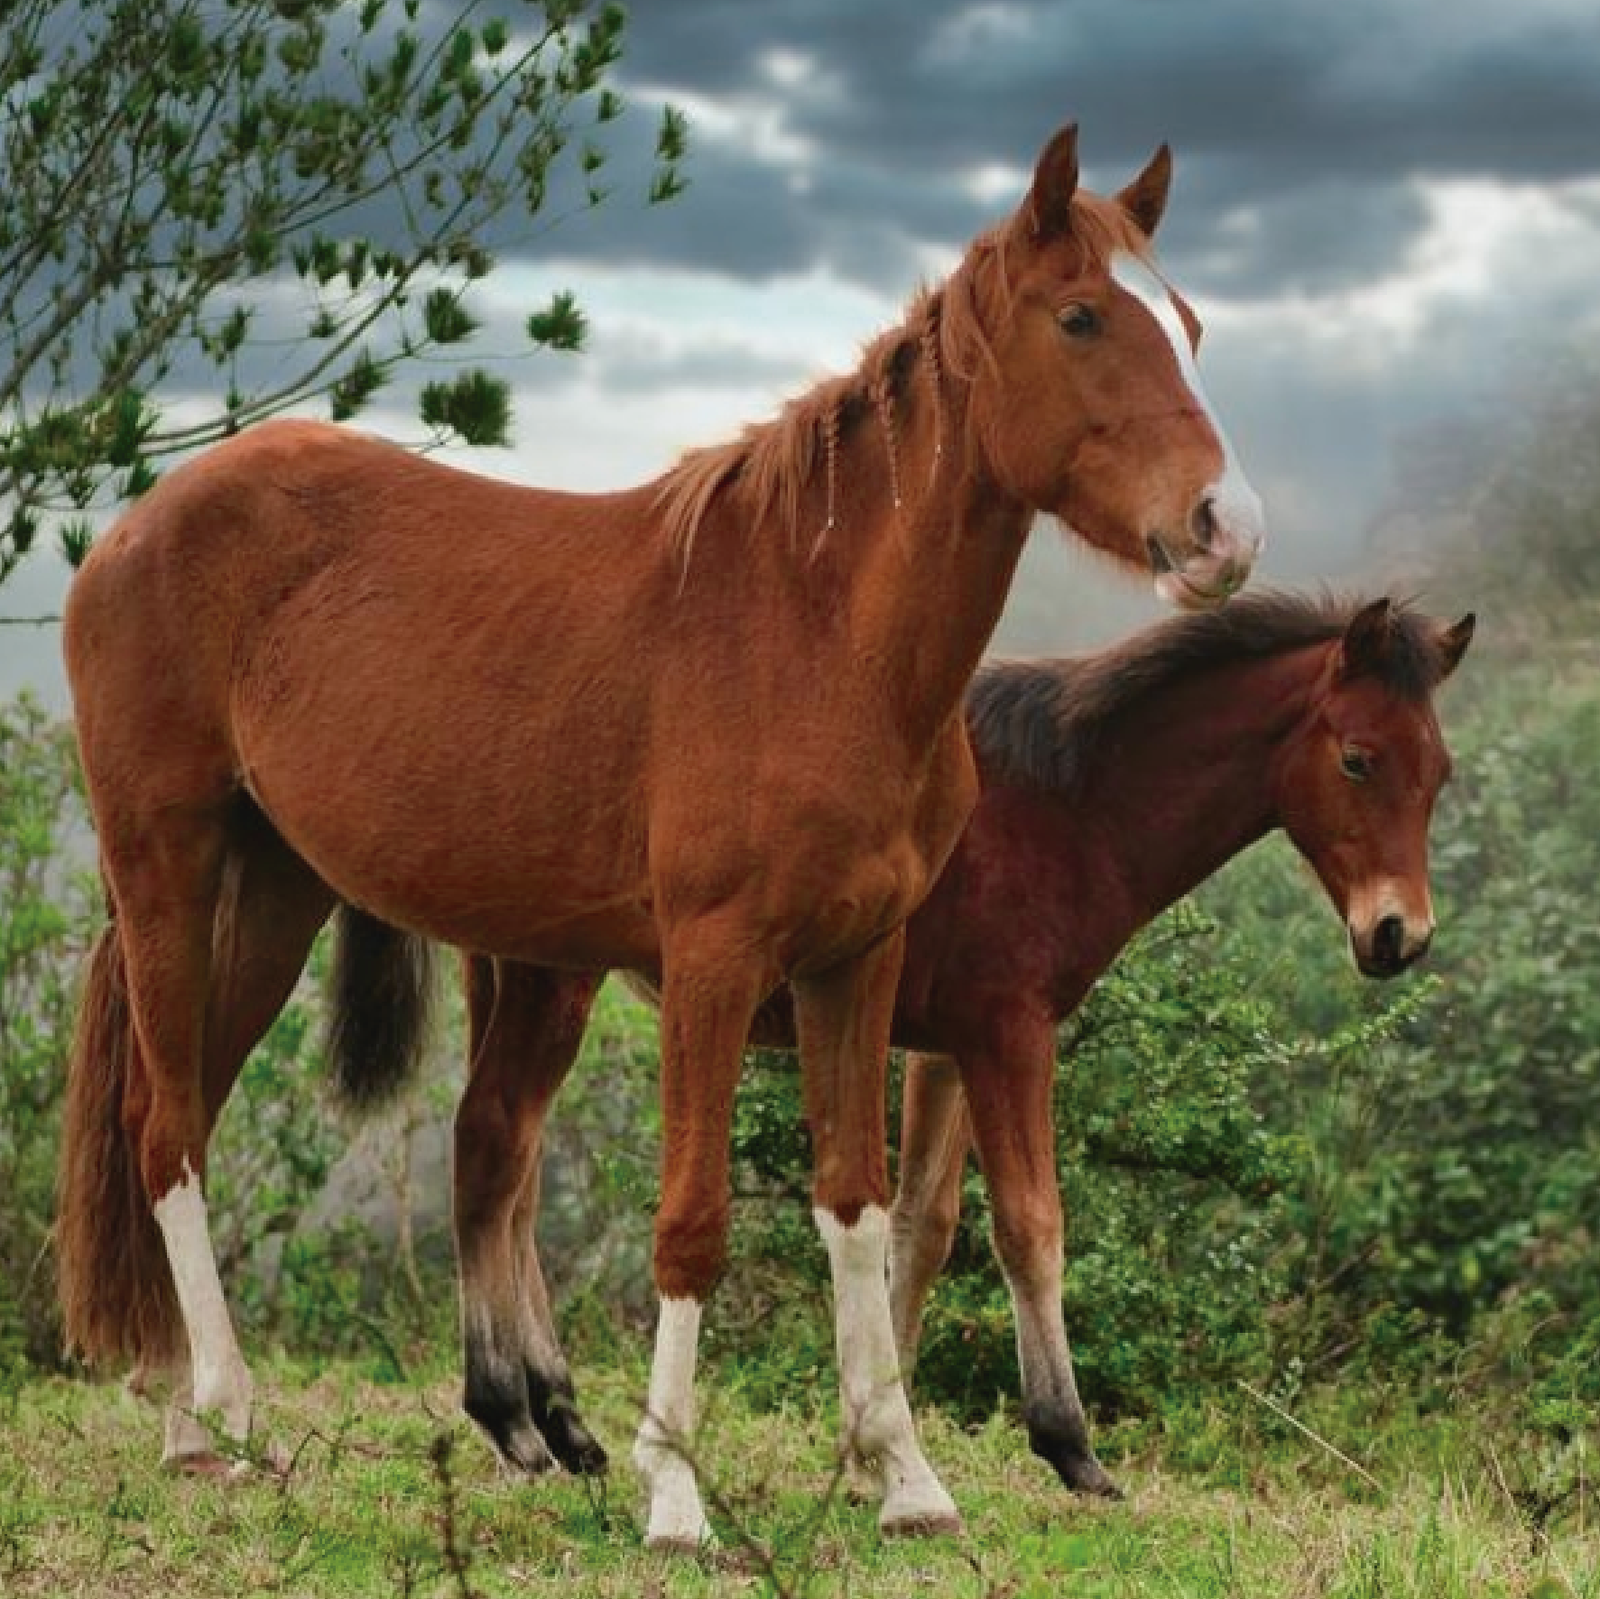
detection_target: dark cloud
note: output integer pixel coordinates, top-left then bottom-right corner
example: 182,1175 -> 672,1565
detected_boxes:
573,1 -> 1600,299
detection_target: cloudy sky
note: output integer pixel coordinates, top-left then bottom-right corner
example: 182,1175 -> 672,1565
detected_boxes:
6,0 -> 1600,703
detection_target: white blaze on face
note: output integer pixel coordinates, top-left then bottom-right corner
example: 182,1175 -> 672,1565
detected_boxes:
1110,250 -> 1266,572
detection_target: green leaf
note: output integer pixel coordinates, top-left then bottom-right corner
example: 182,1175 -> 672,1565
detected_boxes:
418,370 -> 511,447
421,289 -> 479,346
526,290 -> 586,353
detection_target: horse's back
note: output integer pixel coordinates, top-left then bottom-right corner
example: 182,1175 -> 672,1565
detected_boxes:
63,421 -> 670,935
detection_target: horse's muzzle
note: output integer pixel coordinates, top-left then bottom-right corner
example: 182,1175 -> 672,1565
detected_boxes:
1149,488 -> 1264,611
1351,913 -> 1434,979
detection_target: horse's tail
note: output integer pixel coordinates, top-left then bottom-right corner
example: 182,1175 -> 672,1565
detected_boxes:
56,922 -> 184,1369
325,904 -> 435,1112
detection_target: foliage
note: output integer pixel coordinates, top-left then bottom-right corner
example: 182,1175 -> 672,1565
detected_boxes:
0,694 -> 94,1377
912,905 -> 1311,1421
0,0 -> 688,581
3,1356 -> 1598,1597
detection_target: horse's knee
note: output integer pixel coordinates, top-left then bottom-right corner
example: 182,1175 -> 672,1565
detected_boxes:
653,1199 -> 730,1301
990,1199 -> 1062,1279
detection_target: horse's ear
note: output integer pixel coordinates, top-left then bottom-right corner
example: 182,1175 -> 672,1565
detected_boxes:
1115,143 -> 1173,239
1336,597 -> 1396,681
1028,123 -> 1080,242
1435,612 -> 1476,680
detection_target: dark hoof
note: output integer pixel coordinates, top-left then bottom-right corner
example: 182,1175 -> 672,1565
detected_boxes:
528,1372 -> 608,1476
1062,1455 -> 1123,1500
547,1418 -> 608,1477
1028,1419 -> 1123,1499
464,1387 -> 558,1476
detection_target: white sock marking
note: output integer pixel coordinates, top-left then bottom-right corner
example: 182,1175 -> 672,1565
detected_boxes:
816,1205 -> 960,1531
633,1295 -> 712,1548
152,1164 -> 253,1445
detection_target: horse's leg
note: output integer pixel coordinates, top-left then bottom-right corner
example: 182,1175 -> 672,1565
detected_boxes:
633,928 -> 771,1552
86,785 -> 246,1460
795,933 -> 962,1538
960,1012 -> 1119,1498
456,956 -> 605,1476
888,1051 -> 974,1378
157,815 -> 334,1463
507,1108 -> 609,1473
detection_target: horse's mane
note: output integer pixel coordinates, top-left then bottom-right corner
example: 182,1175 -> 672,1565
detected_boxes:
655,190 -> 1147,561
967,590 -> 1450,795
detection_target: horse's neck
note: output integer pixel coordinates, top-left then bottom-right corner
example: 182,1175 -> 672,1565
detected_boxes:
841,398 -> 1033,753
1082,645 -> 1324,921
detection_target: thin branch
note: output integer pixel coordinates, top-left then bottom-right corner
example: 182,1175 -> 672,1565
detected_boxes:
1236,1379 -> 1384,1496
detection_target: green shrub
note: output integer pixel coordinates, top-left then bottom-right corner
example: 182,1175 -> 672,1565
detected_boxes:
0,693 -> 94,1376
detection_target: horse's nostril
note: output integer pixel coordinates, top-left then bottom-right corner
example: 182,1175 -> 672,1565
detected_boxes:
1373,914 -> 1405,968
1190,495 -> 1217,552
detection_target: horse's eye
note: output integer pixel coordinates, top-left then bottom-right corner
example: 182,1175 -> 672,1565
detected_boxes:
1057,302 -> 1100,338
1341,747 -> 1373,782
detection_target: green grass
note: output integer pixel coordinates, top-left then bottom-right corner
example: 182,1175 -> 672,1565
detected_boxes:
2,1356 -> 1597,1597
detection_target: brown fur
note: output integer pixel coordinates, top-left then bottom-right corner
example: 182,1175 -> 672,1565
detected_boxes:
966,590 -> 1467,797
55,124 -> 1253,1475
464,591 -> 1473,1490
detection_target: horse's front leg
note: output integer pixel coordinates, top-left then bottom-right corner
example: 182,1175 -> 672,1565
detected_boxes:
795,931 -> 963,1538
960,1012 -> 1120,1498
456,957 -> 606,1476
888,1051 -> 973,1377
633,925 -> 772,1551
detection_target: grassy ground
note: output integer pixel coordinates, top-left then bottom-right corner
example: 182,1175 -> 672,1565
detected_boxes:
3,1354 -> 1596,1598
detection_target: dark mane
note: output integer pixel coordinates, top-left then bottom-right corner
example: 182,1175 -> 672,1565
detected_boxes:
966,590 -> 1448,794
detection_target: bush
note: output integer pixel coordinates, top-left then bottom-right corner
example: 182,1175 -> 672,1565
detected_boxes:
0,694 -> 94,1376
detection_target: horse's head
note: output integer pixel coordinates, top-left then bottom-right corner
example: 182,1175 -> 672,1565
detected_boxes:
1279,598 -> 1476,978
960,123 -> 1265,609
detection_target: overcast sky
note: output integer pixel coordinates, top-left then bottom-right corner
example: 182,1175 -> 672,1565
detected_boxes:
5,0 -> 1600,704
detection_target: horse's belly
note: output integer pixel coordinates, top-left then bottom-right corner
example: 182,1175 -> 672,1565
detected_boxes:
235,698 -> 655,963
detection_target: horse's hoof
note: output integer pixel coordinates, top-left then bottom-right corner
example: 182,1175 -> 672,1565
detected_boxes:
555,1430 -> 609,1477
1060,1455 -> 1123,1500
467,1386 -> 560,1477
493,1425 -> 560,1477
508,1441 -> 560,1477
645,1532 -> 710,1556
163,1450 -> 238,1480
537,1401 -> 608,1476
880,1510 -> 965,1539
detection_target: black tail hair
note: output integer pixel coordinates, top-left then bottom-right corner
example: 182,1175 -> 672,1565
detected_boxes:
325,904 -> 435,1111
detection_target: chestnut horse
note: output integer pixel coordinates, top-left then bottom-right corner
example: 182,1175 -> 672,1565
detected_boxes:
57,123 -> 1263,1544
363,590 -> 1467,1502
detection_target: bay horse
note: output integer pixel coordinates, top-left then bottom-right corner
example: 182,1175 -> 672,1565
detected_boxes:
57,123 -> 1264,1544
373,590 -> 1468,1503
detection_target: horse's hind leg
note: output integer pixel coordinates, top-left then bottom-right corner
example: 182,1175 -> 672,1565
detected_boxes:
141,805 -> 335,1464
888,1052 -> 974,1377
457,957 -> 604,1476
87,784 -> 247,1454
959,1014 -> 1119,1498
